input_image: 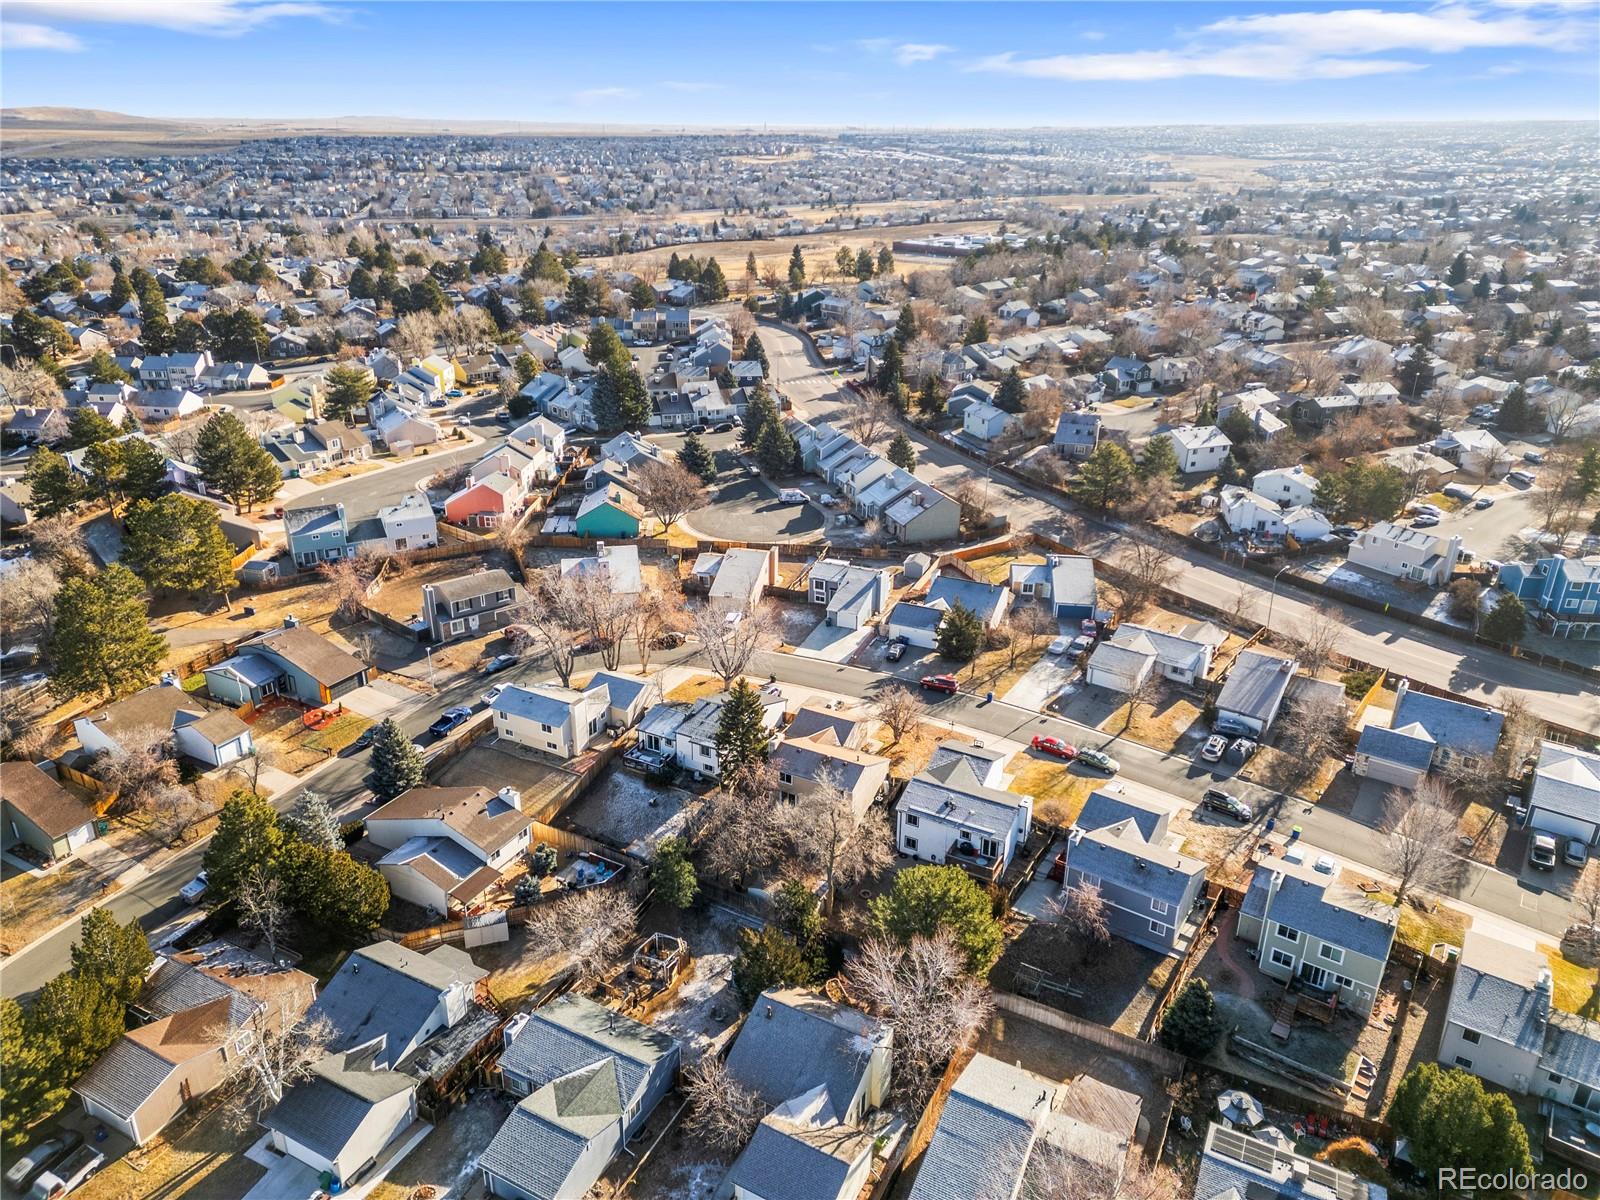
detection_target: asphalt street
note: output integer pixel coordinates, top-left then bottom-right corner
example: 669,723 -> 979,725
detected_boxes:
757,320 -> 1600,736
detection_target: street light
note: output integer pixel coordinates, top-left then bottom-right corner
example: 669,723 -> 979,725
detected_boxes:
1264,563 -> 1293,631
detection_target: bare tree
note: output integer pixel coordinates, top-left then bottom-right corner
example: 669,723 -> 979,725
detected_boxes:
1285,345 -> 1341,395
140,783 -> 208,847
871,687 -> 926,744
1047,882 -> 1111,961
1123,471 -> 1176,523
0,558 -> 62,644
1105,540 -> 1177,622
1225,583 -> 1259,633
691,601 -> 778,685
320,555 -> 378,621
1567,871 -> 1600,966
527,888 -> 639,986
0,361 -> 64,408
95,726 -> 180,814
695,763 -> 788,886
846,931 -> 992,1108
1494,694 -> 1544,780
1013,1139 -> 1184,1200
1120,668 -> 1162,734
1381,777 -> 1462,910
783,769 -> 894,913
1267,689 -> 1350,791
546,566 -> 635,671
390,311 -> 440,362
216,1013 -> 336,1132
682,1055 -> 766,1153
1286,604 -> 1343,675
633,458 -> 708,534
507,614 -> 581,687
842,387 -> 897,449
237,865 -> 290,960
1005,603 -> 1056,669
26,514 -> 92,575
632,580 -> 688,673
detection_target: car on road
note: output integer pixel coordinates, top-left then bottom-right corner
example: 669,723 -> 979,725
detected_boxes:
446,388 -> 463,398
1076,748 -> 1119,774
886,638 -> 907,662
1473,496 -> 1495,509
1031,735 -> 1077,760
1411,514 -> 1440,528
920,674 -> 960,694
1524,450 -> 1545,465
6,1130 -> 83,1194
1201,789 -> 1253,822
1411,502 -> 1443,516
482,683 -> 508,707
778,488 -> 809,504
1565,837 -> 1589,868
819,492 -> 837,506
688,423 -> 708,434
179,870 -> 210,906
1047,636 -> 1072,655
1530,833 -> 1559,870
483,654 -> 518,675
1199,734 -> 1229,762
428,706 -> 473,738
713,421 -> 736,433
352,726 -> 378,751
1508,469 -> 1537,487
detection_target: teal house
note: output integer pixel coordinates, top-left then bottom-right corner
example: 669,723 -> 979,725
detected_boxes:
574,486 -> 643,539
204,618 -> 370,707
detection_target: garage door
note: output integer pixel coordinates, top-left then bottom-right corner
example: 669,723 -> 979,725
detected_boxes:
1353,754 -> 1423,789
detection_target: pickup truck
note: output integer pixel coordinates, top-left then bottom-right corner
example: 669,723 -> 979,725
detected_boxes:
30,1144 -> 104,1200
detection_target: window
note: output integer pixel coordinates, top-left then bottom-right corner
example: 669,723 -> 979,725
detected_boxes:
1454,1056 -> 1473,1070
1318,944 -> 1344,965
1549,1073 -> 1564,1085
541,723 -> 553,733
448,620 -> 464,636
1151,898 -> 1171,916
1461,1029 -> 1481,1044
903,836 -> 918,851
1150,919 -> 1168,936
780,791 -> 798,804
778,772 -> 793,785
1270,948 -> 1295,970
1334,975 -> 1353,990
1275,923 -> 1299,942
905,814 -> 920,827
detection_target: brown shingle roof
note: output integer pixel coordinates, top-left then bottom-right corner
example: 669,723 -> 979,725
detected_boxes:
0,762 -> 95,839
78,684 -> 204,745
366,786 -> 531,857
244,625 -> 366,687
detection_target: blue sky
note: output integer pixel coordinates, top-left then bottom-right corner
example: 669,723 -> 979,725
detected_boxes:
3,1 -> 1596,126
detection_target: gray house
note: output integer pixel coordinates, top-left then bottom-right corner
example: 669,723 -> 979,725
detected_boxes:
422,569 -> 524,643
285,502 -> 351,568
807,559 -> 895,630
481,995 -> 680,1200
908,1054 -> 1054,1200
1354,680 -> 1505,790
1213,649 -> 1299,737
1052,411 -> 1102,459
1522,741 -> 1600,848
203,620 -> 369,707
1062,790 -> 1207,956
882,485 -> 962,544
1008,554 -> 1097,620
1237,859 -> 1398,1014
0,761 -> 98,863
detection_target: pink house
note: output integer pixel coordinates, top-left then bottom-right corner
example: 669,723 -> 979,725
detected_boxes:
443,471 -> 526,530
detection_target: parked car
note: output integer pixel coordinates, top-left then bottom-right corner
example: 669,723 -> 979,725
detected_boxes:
1508,469 -> 1537,486
1069,634 -> 1095,656
778,488 -> 809,504
886,638 -> 907,662
1565,837 -> 1589,868
1031,735 -> 1077,760
652,630 -> 687,650
428,706 -> 473,738
1441,486 -> 1473,502
1473,496 -> 1495,509
819,492 -> 837,506
713,421 -> 736,433
1202,789 -> 1253,822
687,423 -> 707,434
1330,525 -> 1358,539
483,653 -> 518,675
1228,738 -> 1259,763
446,388 -> 464,398
6,1131 -> 82,1194
1524,450 -> 1545,465
1199,734 -> 1229,763
30,1144 -> 103,1200
1412,502 -> 1443,516
919,674 -> 960,694
1079,618 -> 1099,637
1076,748 -> 1119,774
1412,514 -> 1440,528
1530,833 -> 1559,870
178,870 -> 209,906
1047,636 -> 1071,655
352,726 -> 378,751
482,684 -> 508,707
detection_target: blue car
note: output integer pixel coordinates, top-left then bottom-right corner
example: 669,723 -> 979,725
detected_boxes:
428,706 -> 472,738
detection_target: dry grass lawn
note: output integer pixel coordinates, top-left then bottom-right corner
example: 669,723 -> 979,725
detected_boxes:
1541,945 -> 1600,1018
963,551 -> 1041,585
1238,745 -> 1345,800
1098,695 -> 1202,752
304,459 -> 388,485
74,1101 -> 262,1200
1005,755 -> 1096,828
871,723 -> 962,780
665,673 -> 725,704
1372,890 -> 1470,954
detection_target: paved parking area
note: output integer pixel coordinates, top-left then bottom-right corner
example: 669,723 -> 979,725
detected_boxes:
685,475 -> 826,541
1005,646 -> 1080,710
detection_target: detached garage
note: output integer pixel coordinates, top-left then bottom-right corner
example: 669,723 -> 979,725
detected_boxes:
883,600 -> 945,650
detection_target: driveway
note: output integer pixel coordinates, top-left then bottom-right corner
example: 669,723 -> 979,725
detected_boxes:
1005,648 -> 1080,710
793,621 -> 874,663
684,474 -> 825,542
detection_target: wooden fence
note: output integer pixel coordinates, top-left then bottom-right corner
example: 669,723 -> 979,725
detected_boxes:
993,992 -> 1187,1076
53,763 -> 119,816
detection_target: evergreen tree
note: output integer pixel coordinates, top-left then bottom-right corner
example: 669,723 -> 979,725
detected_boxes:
854,248 -> 875,280
119,437 -> 169,503
369,717 -> 426,800
71,907 -> 154,1007
1446,250 -> 1470,287
1473,271 -> 1493,300
1574,447 -> 1600,500
11,310 -> 74,361
123,495 -> 237,600
0,997 -> 65,1152
588,321 -> 627,371
1481,594 -> 1527,645
1138,433 -> 1181,480
935,601 -> 984,661
917,373 -> 947,418
203,789 -> 284,906
86,350 -> 131,384
874,337 -> 905,395
869,864 -> 1004,975
1159,979 -> 1225,1056
887,432 -> 917,470
65,405 -> 120,450
772,878 -> 825,951
206,307 -> 270,361
677,430 -> 718,483
731,926 -> 817,1006
741,382 -> 780,449
742,332 -> 769,373
1399,345 -> 1434,399
195,410 -> 282,514
715,678 -> 773,778
755,419 -> 797,478
21,446 -> 85,518
1067,443 -> 1136,510
995,367 -> 1026,413
1497,384 -> 1531,433
283,790 -> 343,851
1327,231 -> 1343,256
323,363 -> 376,421
700,257 -> 729,300
109,269 -> 135,310
281,840 -> 389,942
1387,1063 -> 1532,1182
787,245 -> 806,288
628,278 -> 656,310
893,303 -> 917,348
877,246 -> 894,276
514,352 -> 539,386
30,970 -> 126,1086
652,836 -> 698,909
47,564 -> 166,700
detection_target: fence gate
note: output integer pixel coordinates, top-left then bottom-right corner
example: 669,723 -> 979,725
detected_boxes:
463,910 -> 510,947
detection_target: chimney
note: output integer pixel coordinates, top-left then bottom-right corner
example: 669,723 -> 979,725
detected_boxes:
764,1004 -> 775,1020
498,786 -> 522,811
283,614 -> 300,629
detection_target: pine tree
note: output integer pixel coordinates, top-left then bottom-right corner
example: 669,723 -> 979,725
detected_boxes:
677,431 -> 718,483
755,419 -> 797,478
935,601 -> 984,661
1473,271 -> 1493,300
1574,447 -> 1600,500
0,998 -> 65,1152
323,363 -> 376,421
715,679 -> 773,778
71,907 -> 154,1006
119,437 -> 168,503
1068,443 -> 1136,510
787,245 -> 806,288
652,837 -> 698,909
917,373 -> 947,418
1481,594 -> 1527,645
742,332 -> 769,373
282,840 -> 389,941
195,410 -> 282,514
877,246 -> 894,276
874,338 -> 904,395
124,494 -> 237,599
66,405 -> 120,450
887,432 -> 917,470
86,350 -> 131,384
21,446 -> 85,518
1497,385 -> 1531,433
732,926 -> 817,1006
283,790 -> 343,851
204,789 -> 285,906
1447,251 -> 1469,287
741,382 -> 780,449
47,564 -> 166,700
893,303 -> 917,348
868,863 -> 1003,975
1400,346 -> 1434,400
700,257 -> 729,300
1138,433 -> 1180,480
369,717 -> 426,800
854,248 -> 875,280
995,367 -> 1026,413
1159,979 -> 1225,1055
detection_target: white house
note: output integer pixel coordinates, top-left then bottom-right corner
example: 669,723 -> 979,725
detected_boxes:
962,400 -> 1016,444
1348,522 -> 1463,587
375,492 -> 439,553
128,388 -> 205,422
635,685 -> 785,779
895,741 -> 1032,882
1165,425 -> 1232,474
364,785 -> 533,914
491,683 -> 610,760
1252,465 -> 1318,509
137,352 -> 212,390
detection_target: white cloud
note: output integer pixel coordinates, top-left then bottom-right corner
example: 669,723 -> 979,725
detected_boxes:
6,1 -> 345,37
663,80 -> 725,93
1203,5 -> 1583,53
572,87 -> 636,105
893,42 -> 952,66
971,48 -> 1422,82
1,21 -> 83,50
1079,29 -> 1107,42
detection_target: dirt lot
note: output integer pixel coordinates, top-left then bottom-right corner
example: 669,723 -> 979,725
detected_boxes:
557,766 -> 698,857
993,920 -> 1175,1038
365,1090 -> 508,1200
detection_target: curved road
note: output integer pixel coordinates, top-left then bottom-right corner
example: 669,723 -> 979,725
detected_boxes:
757,319 -> 1600,736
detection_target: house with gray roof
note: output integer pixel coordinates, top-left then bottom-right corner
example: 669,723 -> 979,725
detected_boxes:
492,683 -> 610,761
202,618 -> 369,707
481,995 -> 680,1200
882,599 -> 947,649
882,483 -> 962,545
1195,1122 -> 1382,1200
924,572 -> 1012,630
1354,679 -> 1504,790
896,751 -> 1032,883
1236,858 -> 1398,1014
262,1039 -> 421,1191
1063,789 -> 1207,955
309,942 -> 488,1070
771,729 -> 890,826
1524,741 -> 1600,848
1214,649 -> 1299,736
366,785 -> 533,914
908,1054 -> 1054,1200
804,558 -> 895,632
421,568 -> 523,643
634,684 -> 785,779
1052,411 -> 1101,459
1008,554 -> 1097,621
693,545 -> 778,612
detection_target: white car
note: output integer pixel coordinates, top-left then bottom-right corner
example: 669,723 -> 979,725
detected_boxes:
1199,735 -> 1229,762
179,870 -> 209,905
482,684 -> 508,707
1048,636 -> 1071,655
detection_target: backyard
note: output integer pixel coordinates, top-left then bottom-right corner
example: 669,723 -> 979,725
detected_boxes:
992,917 -> 1176,1038
557,764 -> 697,858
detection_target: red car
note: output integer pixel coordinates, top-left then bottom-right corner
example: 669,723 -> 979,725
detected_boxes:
1031,735 -> 1077,760
919,674 -> 960,694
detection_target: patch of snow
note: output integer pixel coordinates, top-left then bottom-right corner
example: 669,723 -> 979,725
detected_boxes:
670,1161 -> 724,1200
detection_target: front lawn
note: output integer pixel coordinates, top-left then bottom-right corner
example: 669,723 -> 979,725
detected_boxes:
1541,944 -> 1600,1018
1372,891 -> 1469,954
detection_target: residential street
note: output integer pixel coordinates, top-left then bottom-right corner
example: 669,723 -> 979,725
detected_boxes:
758,319 -> 1600,736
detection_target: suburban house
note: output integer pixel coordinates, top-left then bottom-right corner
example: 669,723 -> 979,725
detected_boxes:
806,558 -> 895,630
1499,554 -> 1600,640
482,995 -> 680,1200
1437,931 -> 1600,1138
581,671 -> 661,730
261,1041 -> 422,1192
492,684 -> 609,760
1213,650 -> 1299,737
365,785 -> 533,914
896,741 -> 1033,882
510,413 -> 568,460
881,484 -> 962,544
285,502 -> 353,567
5,407 -> 70,444
771,729 -> 890,822
1433,427 -> 1509,478
962,400 -> 1016,444
422,569 -> 523,644
1166,425 -> 1233,475
692,546 -> 779,612
1218,486 -> 1332,543
560,542 -> 642,596
1252,465 -> 1319,508
137,351 -> 212,390
719,988 -> 894,1200
1236,858 -> 1399,1014
371,492 -> 439,553
127,388 -> 205,422
1085,621 -> 1222,692
264,420 -> 373,477
1008,554 -> 1097,620
368,394 -> 443,448
908,1055 -> 1054,1200
1062,788 -> 1207,956
76,952 -> 315,1146
203,620 -> 370,707
444,469 -> 527,530
1100,355 -> 1154,395
574,484 -> 644,539
74,680 -> 255,768
1,761 -> 98,863
309,942 -> 488,1070
1353,681 -> 1505,790
785,704 -> 873,749
634,684 -> 785,779
1196,1124 -> 1381,1200
1053,411 -> 1102,459
1522,741 -> 1600,848
198,360 -> 271,391
924,572 -> 1012,630
1348,522 -> 1463,587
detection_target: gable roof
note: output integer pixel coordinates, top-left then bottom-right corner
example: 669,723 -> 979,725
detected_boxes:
900,757 -> 1027,839
498,994 -> 677,1106
1530,742 -> 1600,823
1253,862 -> 1398,961
725,988 -> 882,1115
1215,650 -> 1297,721
908,1054 -> 1053,1200
309,942 -> 485,1068
367,785 -> 531,858
1447,931 -> 1549,1055
262,1040 -> 418,1162
241,625 -> 367,687
1390,686 -> 1503,757
0,762 -> 95,838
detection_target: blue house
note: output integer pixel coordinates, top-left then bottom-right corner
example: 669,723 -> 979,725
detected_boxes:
924,572 -> 1012,629
574,486 -> 643,539
1498,554 -> 1600,640
285,502 -> 351,569
204,619 -> 370,707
